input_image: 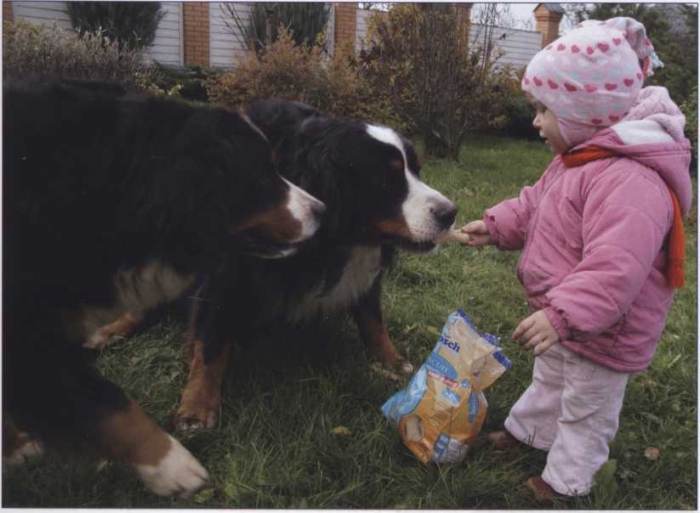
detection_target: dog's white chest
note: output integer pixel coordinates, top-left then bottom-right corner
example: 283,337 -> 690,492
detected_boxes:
82,260 -> 194,337
289,246 -> 382,322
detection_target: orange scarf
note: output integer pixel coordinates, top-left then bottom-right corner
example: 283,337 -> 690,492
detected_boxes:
562,145 -> 685,288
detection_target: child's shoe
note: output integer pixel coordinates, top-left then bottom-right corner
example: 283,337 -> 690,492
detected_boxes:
526,476 -> 568,502
488,430 -> 521,450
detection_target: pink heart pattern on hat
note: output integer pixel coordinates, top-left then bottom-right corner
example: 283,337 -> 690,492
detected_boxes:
521,16 -> 658,146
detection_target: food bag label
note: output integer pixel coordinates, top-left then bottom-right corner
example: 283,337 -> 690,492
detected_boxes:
382,310 -> 512,464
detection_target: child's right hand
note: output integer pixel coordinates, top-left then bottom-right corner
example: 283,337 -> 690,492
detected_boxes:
460,220 -> 490,246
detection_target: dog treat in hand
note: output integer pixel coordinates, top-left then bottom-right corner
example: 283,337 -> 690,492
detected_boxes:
437,230 -> 471,245
382,310 -> 512,464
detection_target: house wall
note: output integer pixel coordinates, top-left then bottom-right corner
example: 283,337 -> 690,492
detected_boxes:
469,25 -> 543,68
209,2 -> 251,68
9,2 -> 555,70
9,1 -> 183,66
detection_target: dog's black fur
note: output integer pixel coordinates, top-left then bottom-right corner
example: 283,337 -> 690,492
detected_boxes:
3,82 -> 321,490
176,100 -> 458,430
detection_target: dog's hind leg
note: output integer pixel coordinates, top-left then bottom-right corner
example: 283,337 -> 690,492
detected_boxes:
5,343 -> 208,498
353,278 -> 414,375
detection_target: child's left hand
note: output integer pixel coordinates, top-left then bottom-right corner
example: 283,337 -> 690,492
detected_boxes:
512,310 -> 560,356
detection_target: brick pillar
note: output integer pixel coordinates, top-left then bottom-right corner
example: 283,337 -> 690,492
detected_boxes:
455,3 -> 473,40
183,2 -> 210,67
334,3 -> 357,49
3,1 -> 14,23
534,5 -> 563,48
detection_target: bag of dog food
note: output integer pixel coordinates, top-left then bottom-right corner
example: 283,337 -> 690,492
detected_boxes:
382,310 -> 512,464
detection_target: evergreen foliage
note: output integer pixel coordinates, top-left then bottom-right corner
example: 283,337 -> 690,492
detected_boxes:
67,2 -> 164,51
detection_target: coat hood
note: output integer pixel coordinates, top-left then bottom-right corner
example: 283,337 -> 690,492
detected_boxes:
572,86 -> 693,215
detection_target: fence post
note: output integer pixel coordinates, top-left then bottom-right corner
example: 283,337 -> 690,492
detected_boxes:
534,4 -> 564,48
183,2 -> 210,67
334,2 -> 357,49
3,1 -> 14,23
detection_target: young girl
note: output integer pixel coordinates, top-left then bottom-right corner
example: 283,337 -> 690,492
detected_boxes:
461,17 -> 692,500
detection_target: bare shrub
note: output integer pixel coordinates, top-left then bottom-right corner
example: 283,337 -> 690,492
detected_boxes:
208,28 -> 402,128
3,20 -> 160,90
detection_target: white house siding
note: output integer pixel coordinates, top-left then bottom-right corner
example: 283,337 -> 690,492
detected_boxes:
12,1 -> 72,30
470,25 -> 542,69
210,2 -> 251,69
11,1 -> 182,66
355,8 -> 374,52
148,2 -> 182,66
325,3 -> 335,55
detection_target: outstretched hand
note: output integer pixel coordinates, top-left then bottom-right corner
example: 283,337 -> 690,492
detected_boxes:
459,220 -> 490,246
513,310 -> 560,356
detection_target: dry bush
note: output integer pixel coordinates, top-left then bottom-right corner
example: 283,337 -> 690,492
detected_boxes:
207,28 -> 403,128
3,20 -> 160,90
361,4 -> 513,161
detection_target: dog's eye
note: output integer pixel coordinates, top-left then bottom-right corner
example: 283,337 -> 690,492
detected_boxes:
389,158 -> 404,172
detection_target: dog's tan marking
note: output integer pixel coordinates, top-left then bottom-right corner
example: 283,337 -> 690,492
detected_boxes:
84,312 -> 142,349
99,400 -> 172,465
230,202 -> 303,242
354,309 -> 414,375
175,338 -> 231,432
99,400 -> 208,497
376,217 -> 412,239
80,261 -> 194,341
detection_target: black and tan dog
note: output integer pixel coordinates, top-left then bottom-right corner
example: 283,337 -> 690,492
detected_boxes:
3,82 -> 324,496
174,100 -> 459,431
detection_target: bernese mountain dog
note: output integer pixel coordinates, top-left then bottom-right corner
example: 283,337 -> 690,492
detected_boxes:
173,100 -> 458,431
3,82 -> 325,497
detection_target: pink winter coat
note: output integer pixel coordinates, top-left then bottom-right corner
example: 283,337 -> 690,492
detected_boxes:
484,87 -> 693,372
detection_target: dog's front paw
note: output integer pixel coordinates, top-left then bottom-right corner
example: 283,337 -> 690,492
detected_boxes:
84,328 -> 111,350
174,405 -> 218,433
135,435 -> 208,498
3,437 -> 44,466
397,359 -> 415,375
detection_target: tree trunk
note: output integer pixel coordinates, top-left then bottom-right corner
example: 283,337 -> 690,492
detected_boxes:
424,132 -> 450,160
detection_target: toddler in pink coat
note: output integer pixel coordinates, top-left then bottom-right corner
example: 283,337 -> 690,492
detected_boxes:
460,17 -> 692,500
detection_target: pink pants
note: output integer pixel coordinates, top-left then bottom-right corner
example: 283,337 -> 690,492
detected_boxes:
504,343 -> 631,496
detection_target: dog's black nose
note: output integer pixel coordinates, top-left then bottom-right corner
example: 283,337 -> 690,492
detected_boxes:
431,202 -> 458,229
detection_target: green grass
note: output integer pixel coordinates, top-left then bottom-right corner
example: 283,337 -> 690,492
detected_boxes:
3,134 -> 696,509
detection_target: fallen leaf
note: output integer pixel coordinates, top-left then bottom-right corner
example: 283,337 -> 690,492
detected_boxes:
96,460 -> 109,473
331,425 -> 352,436
644,447 -> 661,461
425,326 -> 441,338
193,488 -> 215,504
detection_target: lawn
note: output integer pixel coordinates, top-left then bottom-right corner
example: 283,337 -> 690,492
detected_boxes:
3,134 -> 696,509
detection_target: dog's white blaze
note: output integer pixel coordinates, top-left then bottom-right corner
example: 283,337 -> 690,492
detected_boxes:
82,261 -> 194,339
289,246 -> 382,323
135,435 -> 209,498
239,112 -> 269,143
284,178 -> 324,242
366,124 -> 454,241
366,124 -> 407,161
402,170 -> 454,240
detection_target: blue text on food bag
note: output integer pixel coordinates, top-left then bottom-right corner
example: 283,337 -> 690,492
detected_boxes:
425,353 -> 457,381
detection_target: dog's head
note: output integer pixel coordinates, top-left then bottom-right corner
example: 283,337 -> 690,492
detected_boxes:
207,108 -> 326,259
248,102 -> 456,252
